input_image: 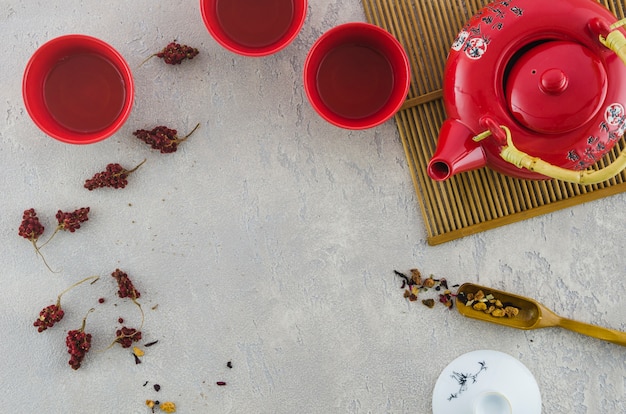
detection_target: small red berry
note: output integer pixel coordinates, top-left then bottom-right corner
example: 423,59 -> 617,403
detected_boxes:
98,297 -> 105,304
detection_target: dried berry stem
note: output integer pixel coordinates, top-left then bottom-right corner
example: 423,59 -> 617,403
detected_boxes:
123,158 -> 146,174
78,308 -> 95,332
133,296 -> 145,329
31,238 -> 59,273
56,276 -> 100,307
139,53 -> 159,67
178,123 -> 200,143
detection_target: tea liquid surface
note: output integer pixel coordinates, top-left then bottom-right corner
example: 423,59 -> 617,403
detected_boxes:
316,44 -> 394,119
216,0 -> 294,48
44,53 -> 125,133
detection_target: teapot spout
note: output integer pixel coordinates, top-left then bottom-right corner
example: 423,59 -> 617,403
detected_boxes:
428,119 -> 487,181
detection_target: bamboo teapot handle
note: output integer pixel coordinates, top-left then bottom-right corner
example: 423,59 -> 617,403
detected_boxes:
473,125 -> 626,185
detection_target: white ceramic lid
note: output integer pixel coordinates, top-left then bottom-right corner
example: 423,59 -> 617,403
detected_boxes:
432,350 -> 541,414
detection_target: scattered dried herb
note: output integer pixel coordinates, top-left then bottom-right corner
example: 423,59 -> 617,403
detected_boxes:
154,384 -> 161,392
227,361 -> 233,369
216,381 -> 227,386
133,353 -> 142,364
395,268 -> 457,309
145,340 -> 159,347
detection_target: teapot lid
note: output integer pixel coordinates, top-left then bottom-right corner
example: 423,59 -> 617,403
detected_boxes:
506,40 -> 607,134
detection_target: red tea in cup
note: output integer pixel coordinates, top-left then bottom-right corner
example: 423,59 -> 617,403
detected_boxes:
44,53 -> 126,133
23,35 -> 134,144
304,23 -> 410,129
200,0 -> 307,56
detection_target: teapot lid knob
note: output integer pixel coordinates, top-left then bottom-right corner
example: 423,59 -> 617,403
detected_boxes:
540,68 -> 568,95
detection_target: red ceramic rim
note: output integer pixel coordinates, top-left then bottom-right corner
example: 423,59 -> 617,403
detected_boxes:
199,0 -> 307,57
303,22 -> 411,130
22,34 -> 134,144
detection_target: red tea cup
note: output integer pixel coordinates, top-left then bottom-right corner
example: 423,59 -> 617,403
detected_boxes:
22,34 -> 134,144
304,22 -> 410,129
200,0 -> 307,57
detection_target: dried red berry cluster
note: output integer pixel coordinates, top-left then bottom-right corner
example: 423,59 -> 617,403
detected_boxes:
66,329 -> 92,370
18,208 -> 45,242
33,270 -> 146,369
156,42 -> 199,65
84,160 -> 145,190
56,207 -> 90,232
19,207 -> 91,271
34,304 -> 65,332
116,326 -> 142,348
112,268 -> 141,299
133,123 -> 199,154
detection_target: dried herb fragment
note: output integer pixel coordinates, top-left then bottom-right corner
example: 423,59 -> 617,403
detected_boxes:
216,381 -> 227,386
421,298 -> 435,308
145,340 -> 159,347
227,360 -> 233,369
154,384 -> 161,392
160,401 -> 177,413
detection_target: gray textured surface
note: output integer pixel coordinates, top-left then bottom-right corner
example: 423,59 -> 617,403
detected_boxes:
1,1 -> 625,413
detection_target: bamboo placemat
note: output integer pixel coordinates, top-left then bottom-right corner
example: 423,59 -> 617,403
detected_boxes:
362,0 -> 626,245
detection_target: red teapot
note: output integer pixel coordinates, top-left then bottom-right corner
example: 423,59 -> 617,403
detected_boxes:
428,0 -> 626,184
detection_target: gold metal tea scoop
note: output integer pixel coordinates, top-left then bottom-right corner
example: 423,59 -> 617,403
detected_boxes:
456,283 -> 626,346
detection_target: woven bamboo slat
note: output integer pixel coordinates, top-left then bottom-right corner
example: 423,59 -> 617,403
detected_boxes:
361,0 -> 626,245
